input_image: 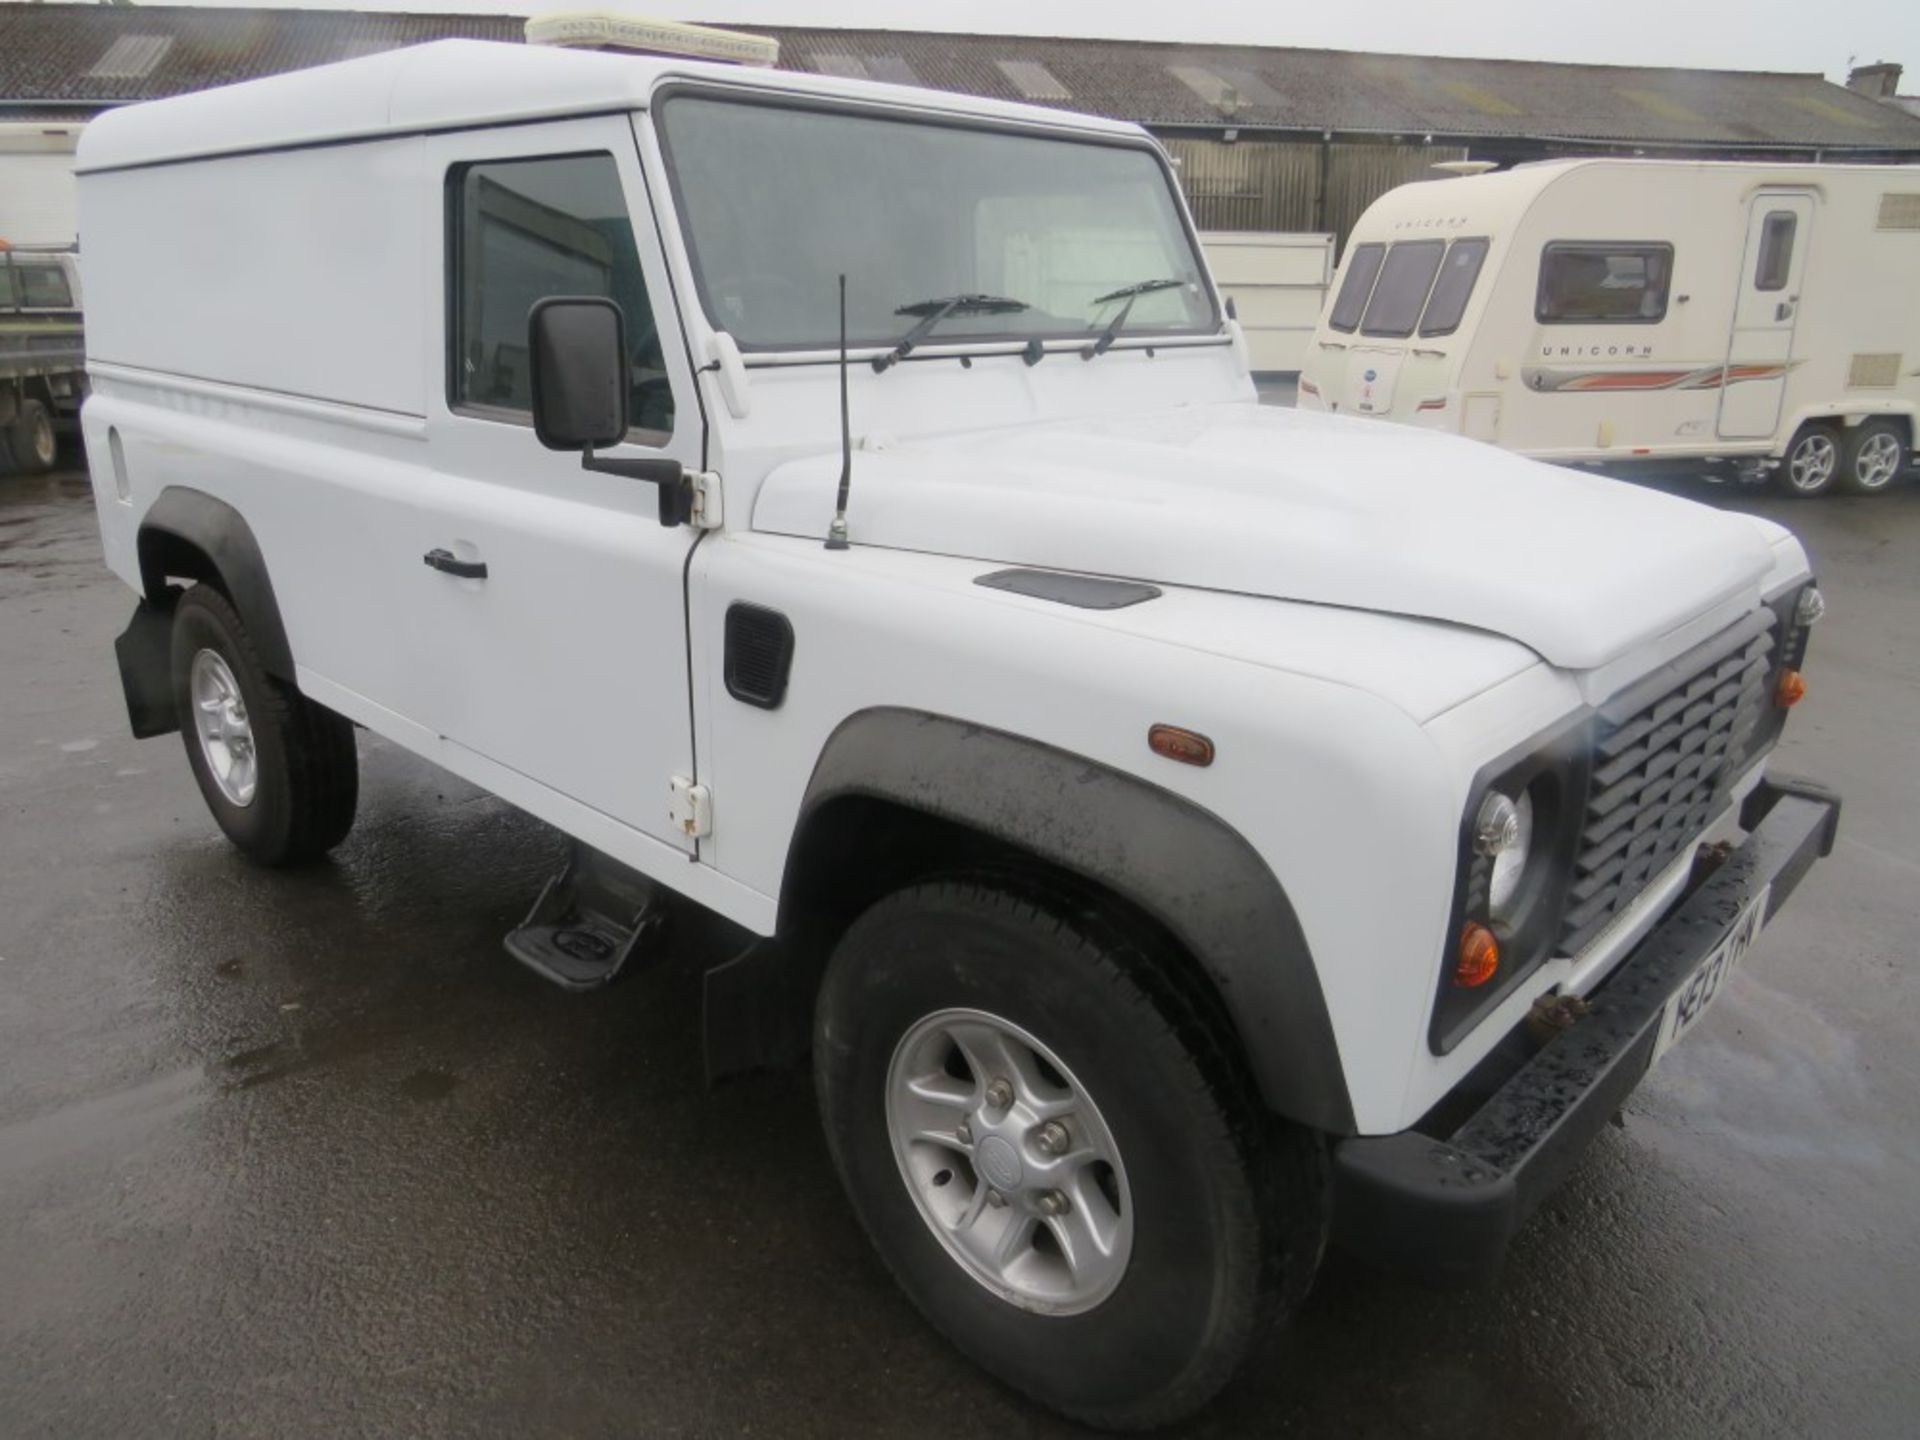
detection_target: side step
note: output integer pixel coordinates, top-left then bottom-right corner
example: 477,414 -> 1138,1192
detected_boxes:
504,845 -> 668,991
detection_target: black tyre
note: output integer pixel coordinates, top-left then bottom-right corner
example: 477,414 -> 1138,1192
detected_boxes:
1840,418 -> 1908,496
171,585 -> 358,865
814,878 -> 1327,1429
1777,421 -> 1841,498
8,398 -> 58,475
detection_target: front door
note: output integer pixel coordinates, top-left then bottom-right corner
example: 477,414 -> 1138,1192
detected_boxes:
1717,192 -> 1813,439
412,118 -> 704,856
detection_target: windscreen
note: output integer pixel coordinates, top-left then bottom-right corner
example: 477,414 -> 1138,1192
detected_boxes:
1327,243 -> 1384,333
1418,238 -> 1489,337
657,95 -> 1215,351
1359,240 -> 1445,338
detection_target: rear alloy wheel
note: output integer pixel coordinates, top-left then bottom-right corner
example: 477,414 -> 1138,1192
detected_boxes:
1779,422 -> 1841,497
8,398 -> 57,475
171,584 -> 359,865
1840,419 -> 1908,496
815,878 -> 1328,1429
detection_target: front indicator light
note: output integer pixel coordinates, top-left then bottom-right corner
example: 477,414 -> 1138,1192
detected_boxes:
1455,922 -> 1500,988
1775,668 -> 1807,708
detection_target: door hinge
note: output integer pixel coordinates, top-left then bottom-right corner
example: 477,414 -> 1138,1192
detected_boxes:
669,776 -> 712,840
689,471 -> 723,530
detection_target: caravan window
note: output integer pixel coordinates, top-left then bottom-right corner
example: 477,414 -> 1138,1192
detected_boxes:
447,152 -> 673,438
1327,243 -> 1385,332
1536,242 -> 1672,324
1417,238 -> 1490,337
1359,240 -> 1445,337
1754,211 -> 1797,292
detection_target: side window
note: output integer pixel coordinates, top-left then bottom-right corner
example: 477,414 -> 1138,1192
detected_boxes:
1327,243 -> 1385,333
1753,211 -> 1797,292
448,152 -> 673,439
1360,240 -> 1446,338
0,262 -> 15,311
1536,242 -> 1673,324
1418,238 -> 1490,337
18,262 -> 74,309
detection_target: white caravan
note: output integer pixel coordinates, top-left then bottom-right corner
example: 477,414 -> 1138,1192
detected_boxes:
76,43 -> 1839,1428
1298,159 -> 1920,496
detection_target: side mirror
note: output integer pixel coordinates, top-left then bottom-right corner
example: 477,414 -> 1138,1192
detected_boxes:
526,295 -> 693,529
529,296 -> 629,451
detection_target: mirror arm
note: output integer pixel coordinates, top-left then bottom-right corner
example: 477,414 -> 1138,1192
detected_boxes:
580,448 -> 693,528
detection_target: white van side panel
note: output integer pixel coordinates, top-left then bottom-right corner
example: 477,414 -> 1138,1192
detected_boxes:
79,140 -> 427,415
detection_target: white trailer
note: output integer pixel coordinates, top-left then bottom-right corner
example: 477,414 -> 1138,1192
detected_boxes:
1297,159 -> 1920,495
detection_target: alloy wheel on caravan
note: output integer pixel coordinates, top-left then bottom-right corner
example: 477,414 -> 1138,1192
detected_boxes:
1782,423 -> 1842,497
1840,419 -> 1909,495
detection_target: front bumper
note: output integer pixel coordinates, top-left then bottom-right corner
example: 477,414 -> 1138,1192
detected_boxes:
1330,776 -> 1841,1288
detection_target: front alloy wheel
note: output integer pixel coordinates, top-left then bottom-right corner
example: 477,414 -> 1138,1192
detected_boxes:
886,1007 -> 1132,1315
815,878 -> 1329,1429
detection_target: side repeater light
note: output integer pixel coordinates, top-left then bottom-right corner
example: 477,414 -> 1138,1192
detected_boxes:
1148,725 -> 1215,767
1775,669 -> 1807,708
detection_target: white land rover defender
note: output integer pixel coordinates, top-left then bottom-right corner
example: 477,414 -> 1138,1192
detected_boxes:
77,42 -> 1839,1429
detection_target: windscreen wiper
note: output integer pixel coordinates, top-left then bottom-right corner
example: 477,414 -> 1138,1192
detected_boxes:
871,293 -> 1030,373
1082,277 -> 1188,360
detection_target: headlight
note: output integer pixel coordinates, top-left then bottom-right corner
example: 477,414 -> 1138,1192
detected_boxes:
1430,726 -> 1591,1055
1486,788 -> 1535,923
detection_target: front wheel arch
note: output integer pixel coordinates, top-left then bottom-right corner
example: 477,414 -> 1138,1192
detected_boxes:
777,709 -> 1356,1135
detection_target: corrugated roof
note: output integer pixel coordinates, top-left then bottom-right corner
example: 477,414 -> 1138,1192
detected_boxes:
1,4 -> 1916,152
0,4 -> 520,104
763,27 -> 1920,147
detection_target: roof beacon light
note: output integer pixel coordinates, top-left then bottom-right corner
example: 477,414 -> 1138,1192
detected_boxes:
524,12 -> 780,67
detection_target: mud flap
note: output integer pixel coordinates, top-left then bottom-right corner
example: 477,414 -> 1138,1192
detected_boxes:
702,936 -> 812,1085
114,591 -> 181,738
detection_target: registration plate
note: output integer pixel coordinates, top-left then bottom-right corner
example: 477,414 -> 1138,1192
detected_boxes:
1649,887 -> 1771,1068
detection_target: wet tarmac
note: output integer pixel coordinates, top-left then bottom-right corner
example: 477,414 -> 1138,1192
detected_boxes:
2,459 -> 1917,1437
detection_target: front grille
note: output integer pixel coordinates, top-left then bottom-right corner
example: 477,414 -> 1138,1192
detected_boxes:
1560,608 -> 1776,955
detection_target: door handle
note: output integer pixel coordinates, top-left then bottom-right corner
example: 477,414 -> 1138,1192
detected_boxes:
423,548 -> 488,580
1775,301 -> 1794,321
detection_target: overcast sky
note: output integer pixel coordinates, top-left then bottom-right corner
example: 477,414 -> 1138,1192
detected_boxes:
141,1 -> 1919,82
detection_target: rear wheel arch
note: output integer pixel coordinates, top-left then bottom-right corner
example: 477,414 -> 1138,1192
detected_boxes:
135,487 -> 295,680
777,709 -> 1357,1135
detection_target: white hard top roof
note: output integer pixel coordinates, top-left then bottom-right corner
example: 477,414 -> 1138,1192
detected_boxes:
76,38 -> 1145,174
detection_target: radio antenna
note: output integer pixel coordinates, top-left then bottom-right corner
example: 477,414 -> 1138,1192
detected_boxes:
825,274 -> 853,551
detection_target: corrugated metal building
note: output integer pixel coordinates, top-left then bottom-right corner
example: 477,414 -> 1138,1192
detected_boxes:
4,4 -> 1918,366
6,5 -> 1919,238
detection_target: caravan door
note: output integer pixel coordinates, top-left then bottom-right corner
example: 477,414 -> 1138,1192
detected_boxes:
1716,193 -> 1813,439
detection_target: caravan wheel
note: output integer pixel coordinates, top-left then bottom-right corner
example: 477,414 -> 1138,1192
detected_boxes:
1779,423 -> 1841,497
1840,420 -> 1908,496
